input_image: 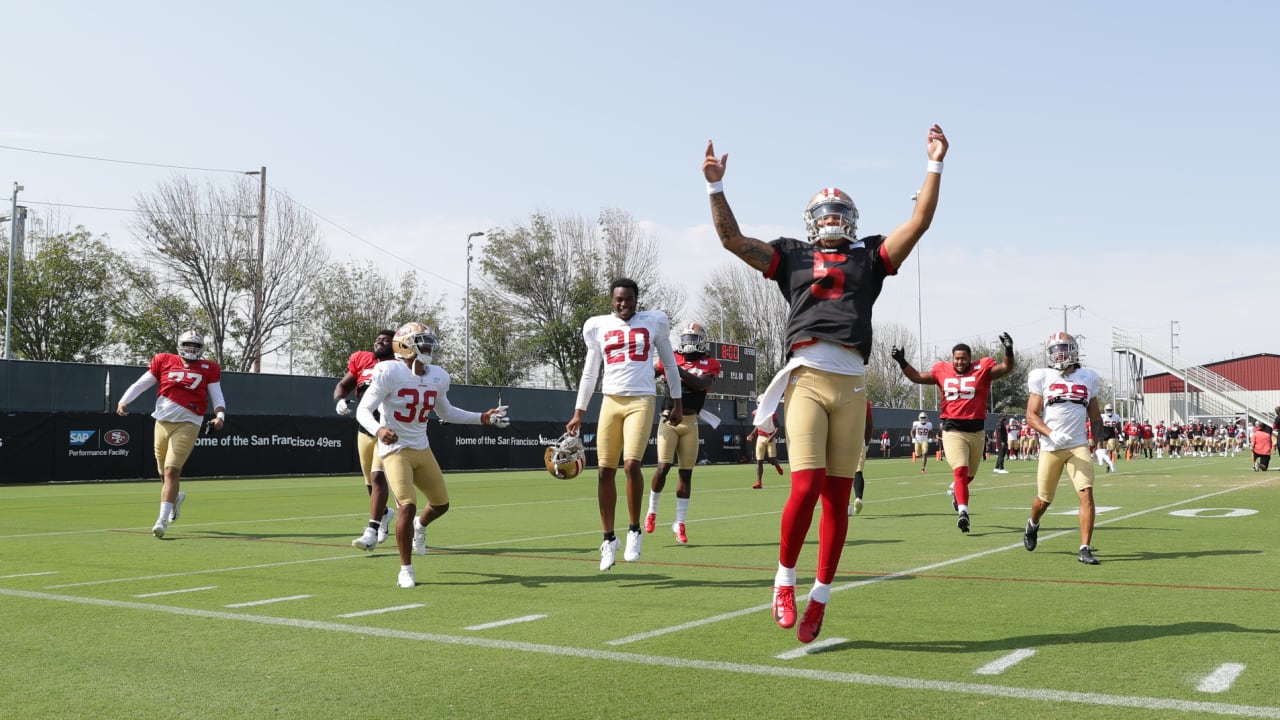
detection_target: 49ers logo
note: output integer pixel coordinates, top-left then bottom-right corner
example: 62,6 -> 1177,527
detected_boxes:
104,429 -> 131,446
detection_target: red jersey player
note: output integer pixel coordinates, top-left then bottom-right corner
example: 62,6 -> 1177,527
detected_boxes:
116,330 -> 226,538
892,334 -> 1015,533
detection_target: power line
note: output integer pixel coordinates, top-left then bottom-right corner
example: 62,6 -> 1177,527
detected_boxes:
3,142 -> 466,291
0,143 -> 248,174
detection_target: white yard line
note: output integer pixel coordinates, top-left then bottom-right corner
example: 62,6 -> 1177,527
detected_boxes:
464,614 -> 548,630
1198,663 -> 1247,693
2,587 -> 1277,720
225,594 -> 312,608
975,649 -> 1036,675
335,604 -> 425,618
132,586 -> 217,598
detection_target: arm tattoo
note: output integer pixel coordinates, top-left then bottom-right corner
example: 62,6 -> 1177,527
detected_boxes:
710,193 -> 771,270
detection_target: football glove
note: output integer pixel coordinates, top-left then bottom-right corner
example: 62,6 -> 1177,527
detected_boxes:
336,398 -> 353,416
890,346 -> 909,368
1049,430 -> 1073,447
999,332 -> 1014,357
483,405 -> 510,428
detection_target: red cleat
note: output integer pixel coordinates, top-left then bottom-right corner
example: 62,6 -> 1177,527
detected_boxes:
796,599 -> 827,643
774,464 -> 783,476
751,481 -> 763,490
644,512 -> 656,534
673,522 -> 688,544
773,586 -> 797,629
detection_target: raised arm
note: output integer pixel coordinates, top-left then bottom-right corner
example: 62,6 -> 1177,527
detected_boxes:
883,124 -> 949,270
991,332 -> 1016,379
890,345 -> 933,385
704,140 -> 775,272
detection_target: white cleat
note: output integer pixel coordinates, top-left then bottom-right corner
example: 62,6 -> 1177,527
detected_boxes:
169,492 -> 186,523
623,529 -> 642,562
396,566 -> 416,589
412,516 -> 427,556
152,521 -> 167,539
853,497 -> 864,515
599,537 -> 620,571
378,506 -> 395,544
351,528 -> 377,551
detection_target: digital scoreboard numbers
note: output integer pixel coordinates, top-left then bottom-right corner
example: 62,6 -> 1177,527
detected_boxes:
708,341 -> 757,398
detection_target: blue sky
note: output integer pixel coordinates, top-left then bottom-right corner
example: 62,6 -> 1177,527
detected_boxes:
4,1 -> 1274,375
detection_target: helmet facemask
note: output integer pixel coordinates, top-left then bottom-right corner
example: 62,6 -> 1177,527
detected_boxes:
678,323 -> 708,355
394,322 -> 439,365
1046,332 -> 1079,370
804,188 -> 859,245
177,330 -> 204,361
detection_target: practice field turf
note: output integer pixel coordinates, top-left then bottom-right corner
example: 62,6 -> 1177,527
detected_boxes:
3,456 -> 1278,719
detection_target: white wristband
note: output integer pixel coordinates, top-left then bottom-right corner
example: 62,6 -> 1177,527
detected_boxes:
927,160 -> 943,175
706,181 -> 724,195
216,411 -> 226,421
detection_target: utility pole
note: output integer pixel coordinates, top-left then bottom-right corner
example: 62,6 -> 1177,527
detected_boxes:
246,167 -> 267,373
1049,304 -> 1084,333
464,231 -> 485,385
4,182 -> 23,360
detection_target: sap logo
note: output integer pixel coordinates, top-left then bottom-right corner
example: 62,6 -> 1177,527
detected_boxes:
69,430 -> 96,446
104,429 -> 131,446
583,434 -> 596,445
723,434 -> 733,443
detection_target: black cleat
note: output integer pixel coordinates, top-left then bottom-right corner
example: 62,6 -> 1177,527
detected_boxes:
1023,520 -> 1039,551
1078,546 -> 1100,565
957,510 -> 970,533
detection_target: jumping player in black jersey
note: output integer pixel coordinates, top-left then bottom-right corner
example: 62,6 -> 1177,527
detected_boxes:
702,124 -> 948,643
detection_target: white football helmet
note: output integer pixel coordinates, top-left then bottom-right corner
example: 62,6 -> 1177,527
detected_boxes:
1104,404 -> 1114,412
918,412 -> 927,421
678,322 -> 708,355
393,322 -> 438,365
803,187 -> 859,244
541,432 -> 586,479
177,330 -> 204,360
1046,331 -> 1079,370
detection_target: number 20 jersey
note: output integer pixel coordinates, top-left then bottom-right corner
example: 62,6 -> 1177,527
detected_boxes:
1027,366 -> 1101,449
581,310 -> 674,397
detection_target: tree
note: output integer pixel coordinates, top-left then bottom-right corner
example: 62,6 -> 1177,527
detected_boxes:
132,174 -> 327,371
480,209 -> 686,389
296,261 -> 446,377
462,287 -> 538,387
865,322 -> 922,408
109,264 -> 208,365
0,225 -> 127,362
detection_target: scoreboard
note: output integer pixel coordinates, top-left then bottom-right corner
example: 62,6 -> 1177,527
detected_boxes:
708,341 -> 758,398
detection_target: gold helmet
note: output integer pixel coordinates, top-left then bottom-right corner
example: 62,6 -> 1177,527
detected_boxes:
393,322 -> 438,364
541,432 -> 586,479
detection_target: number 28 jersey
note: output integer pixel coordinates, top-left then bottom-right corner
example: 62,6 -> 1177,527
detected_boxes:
1027,366 -> 1101,450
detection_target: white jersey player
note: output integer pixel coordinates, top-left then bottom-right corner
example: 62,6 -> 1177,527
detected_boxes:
566,279 -> 682,571
911,413 -> 934,472
356,322 -> 510,588
1022,332 -> 1105,566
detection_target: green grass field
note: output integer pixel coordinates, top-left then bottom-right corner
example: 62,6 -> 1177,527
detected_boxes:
3,454 -> 1278,720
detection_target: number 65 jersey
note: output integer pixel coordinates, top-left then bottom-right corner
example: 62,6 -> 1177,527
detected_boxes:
1027,365 -> 1101,449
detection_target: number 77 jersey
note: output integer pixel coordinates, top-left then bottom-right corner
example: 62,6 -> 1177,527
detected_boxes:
931,356 -> 997,420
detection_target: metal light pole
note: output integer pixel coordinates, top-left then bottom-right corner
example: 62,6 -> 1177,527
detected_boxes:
4,182 -> 23,360
243,168 -> 267,372
464,231 -> 485,385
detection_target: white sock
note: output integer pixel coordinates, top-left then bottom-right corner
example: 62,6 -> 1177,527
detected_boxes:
647,491 -> 662,515
809,581 -> 832,604
958,503 -> 969,513
675,497 -> 690,524
775,564 -> 797,587
158,502 -> 174,523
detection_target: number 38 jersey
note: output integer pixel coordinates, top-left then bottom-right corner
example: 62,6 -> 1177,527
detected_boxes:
1027,365 -> 1101,449
357,360 -> 482,455
931,356 -> 997,424
575,310 -> 681,411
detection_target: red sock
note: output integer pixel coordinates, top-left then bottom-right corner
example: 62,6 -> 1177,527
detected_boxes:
816,475 -> 853,584
952,467 -> 970,506
779,468 -> 824,568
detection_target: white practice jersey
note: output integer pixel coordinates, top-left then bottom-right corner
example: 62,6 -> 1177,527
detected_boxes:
911,420 -> 933,442
357,359 -> 483,455
1027,366 -> 1101,451
575,309 -> 681,411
